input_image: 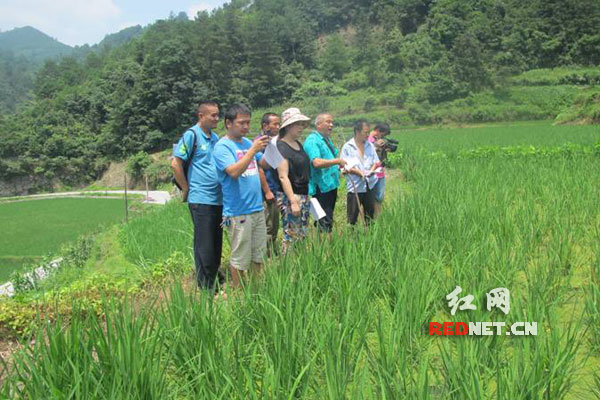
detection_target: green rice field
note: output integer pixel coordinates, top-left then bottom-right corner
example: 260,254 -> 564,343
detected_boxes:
0,197 -> 126,282
2,121 -> 600,398
393,121 -> 600,153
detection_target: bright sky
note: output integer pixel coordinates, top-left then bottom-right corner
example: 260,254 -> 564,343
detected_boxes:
0,0 -> 229,47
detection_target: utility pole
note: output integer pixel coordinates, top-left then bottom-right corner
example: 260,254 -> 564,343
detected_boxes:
124,174 -> 129,223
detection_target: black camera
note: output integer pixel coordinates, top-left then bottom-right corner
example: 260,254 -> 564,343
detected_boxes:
382,138 -> 399,153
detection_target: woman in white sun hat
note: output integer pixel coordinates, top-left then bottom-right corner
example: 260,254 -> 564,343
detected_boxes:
276,108 -> 312,254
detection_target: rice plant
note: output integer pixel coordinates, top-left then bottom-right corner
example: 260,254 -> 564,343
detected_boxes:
2,123 -> 598,398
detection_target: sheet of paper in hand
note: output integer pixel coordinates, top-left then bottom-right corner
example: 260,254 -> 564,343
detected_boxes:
264,140 -> 284,169
309,197 -> 327,220
342,157 -> 361,173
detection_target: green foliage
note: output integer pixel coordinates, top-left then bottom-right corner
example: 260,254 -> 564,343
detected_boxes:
0,26 -> 72,63
0,50 -> 34,113
3,127 -> 599,395
292,80 -> 348,101
1,121 -> 599,396
126,151 -> 152,182
8,234 -> 96,295
1,0 -> 600,191
318,33 -> 350,80
0,198 -> 126,279
145,157 -> 173,187
61,234 -> 96,269
510,67 -> 600,86
556,89 -> 600,124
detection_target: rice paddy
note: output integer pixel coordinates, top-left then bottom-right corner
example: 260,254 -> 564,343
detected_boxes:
0,197 -> 127,281
1,121 -> 599,398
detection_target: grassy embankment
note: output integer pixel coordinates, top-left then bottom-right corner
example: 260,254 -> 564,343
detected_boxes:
248,67 -> 600,129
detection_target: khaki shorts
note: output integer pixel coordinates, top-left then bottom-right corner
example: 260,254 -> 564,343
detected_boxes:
225,211 -> 267,271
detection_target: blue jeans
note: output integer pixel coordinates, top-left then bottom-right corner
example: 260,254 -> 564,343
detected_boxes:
373,177 -> 385,202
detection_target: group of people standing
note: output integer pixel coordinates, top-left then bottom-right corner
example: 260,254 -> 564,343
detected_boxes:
171,101 -> 391,297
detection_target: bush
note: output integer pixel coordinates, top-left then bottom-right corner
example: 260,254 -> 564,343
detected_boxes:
145,159 -> 172,188
61,234 -> 96,269
126,151 -> 152,182
407,103 -> 435,125
364,97 -> 376,112
339,70 -> 369,91
292,81 -> 348,101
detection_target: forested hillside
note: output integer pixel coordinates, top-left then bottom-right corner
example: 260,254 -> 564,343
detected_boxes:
1,0 -> 599,193
0,27 -> 73,113
0,25 -> 144,114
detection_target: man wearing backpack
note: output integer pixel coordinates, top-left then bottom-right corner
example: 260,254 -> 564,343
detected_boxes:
171,100 -> 224,296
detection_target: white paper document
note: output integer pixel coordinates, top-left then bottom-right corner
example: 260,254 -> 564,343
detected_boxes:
263,140 -> 284,169
309,198 -> 327,220
343,157 -> 360,170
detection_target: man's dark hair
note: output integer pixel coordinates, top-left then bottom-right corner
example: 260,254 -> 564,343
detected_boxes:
224,103 -> 252,125
261,112 -> 278,129
374,123 -> 391,136
196,100 -> 219,115
353,119 -> 369,135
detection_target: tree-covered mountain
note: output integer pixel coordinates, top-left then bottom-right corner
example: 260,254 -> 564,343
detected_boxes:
0,26 -> 73,113
0,26 -> 72,63
0,25 -> 144,114
72,25 -> 144,60
0,0 -> 599,194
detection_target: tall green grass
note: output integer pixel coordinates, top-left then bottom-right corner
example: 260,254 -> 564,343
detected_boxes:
2,124 -> 599,398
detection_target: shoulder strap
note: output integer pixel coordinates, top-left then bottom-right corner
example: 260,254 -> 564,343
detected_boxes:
184,128 -> 197,163
320,133 -> 337,157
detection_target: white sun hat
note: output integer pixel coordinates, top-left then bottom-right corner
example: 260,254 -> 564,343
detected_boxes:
280,107 -> 310,130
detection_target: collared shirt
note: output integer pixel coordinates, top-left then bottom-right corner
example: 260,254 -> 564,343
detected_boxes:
303,130 -> 340,195
213,137 -> 264,217
341,138 -> 380,193
173,125 -> 222,205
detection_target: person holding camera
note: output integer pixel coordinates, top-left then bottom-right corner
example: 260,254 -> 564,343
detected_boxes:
213,104 -> 270,288
368,123 -> 392,216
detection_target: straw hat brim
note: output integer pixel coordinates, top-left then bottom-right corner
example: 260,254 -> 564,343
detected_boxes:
280,114 -> 310,130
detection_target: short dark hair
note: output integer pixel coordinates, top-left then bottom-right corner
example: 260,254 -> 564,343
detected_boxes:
353,119 -> 369,135
224,103 -> 252,125
261,112 -> 278,128
196,100 -> 219,115
374,123 -> 390,135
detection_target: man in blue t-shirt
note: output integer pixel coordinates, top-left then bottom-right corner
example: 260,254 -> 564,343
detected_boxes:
171,100 -> 224,295
213,104 -> 270,287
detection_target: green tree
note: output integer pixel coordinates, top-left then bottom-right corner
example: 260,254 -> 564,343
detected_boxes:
319,33 -> 350,80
